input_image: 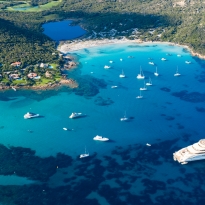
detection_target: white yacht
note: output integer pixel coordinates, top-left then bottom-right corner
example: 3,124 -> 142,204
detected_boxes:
80,147 -> 89,158
185,61 -> 191,64
154,67 -> 159,76
137,67 -> 145,79
174,67 -> 181,76
146,77 -> 152,86
136,90 -> 143,99
111,86 -> 118,89
146,143 -> 151,146
120,111 -> 129,121
120,58 -> 123,61
173,139 -> 205,164
119,70 -> 125,78
140,81 -> 147,91
24,112 -> 39,119
69,112 -> 84,119
63,128 -> 67,131
161,58 -> 166,61
93,135 -> 109,141
104,65 -> 111,69
109,60 -> 113,63
177,54 -> 181,57
149,62 -> 154,65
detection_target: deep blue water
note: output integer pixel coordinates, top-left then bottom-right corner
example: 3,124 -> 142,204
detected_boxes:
1,43 -> 205,204
42,20 -> 86,41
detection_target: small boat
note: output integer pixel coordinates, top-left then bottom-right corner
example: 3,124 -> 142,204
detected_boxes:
93,135 -> 109,141
120,111 -> 129,121
146,77 -> 152,86
177,54 -> 181,57
109,60 -> 113,63
154,67 -> 159,76
174,67 -> 181,76
24,112 -> 40,119
80,147 -> 89,158
136,90 -> 143,99
146,143 -> 151,146
161,58 -> 166,61
181,162 -> 188,165
63,128 -> 67,131
149,62 -> 154,65
140,81 -> 147,91
11,86 -> 16,91
104,65 -> 111,69
119,69 -> 125,78
185,61 -> 191,64
137,67 -> 145,79
111,86 -> 118,89
120,58 -> 123,61
69,112 -> 84,119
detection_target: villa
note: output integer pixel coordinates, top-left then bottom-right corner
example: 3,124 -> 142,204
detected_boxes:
11,62 -> 21,67
9,73 -> 20,80
27,73 -> 38,79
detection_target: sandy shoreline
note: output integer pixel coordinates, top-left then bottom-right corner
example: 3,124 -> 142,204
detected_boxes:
58,38 -> 205,60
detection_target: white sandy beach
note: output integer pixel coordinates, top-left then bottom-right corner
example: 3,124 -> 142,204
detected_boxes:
57,38 -> 142,53
57,38 -> 205,60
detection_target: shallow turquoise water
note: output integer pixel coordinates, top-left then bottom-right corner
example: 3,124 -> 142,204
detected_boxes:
1,43 -> 205,203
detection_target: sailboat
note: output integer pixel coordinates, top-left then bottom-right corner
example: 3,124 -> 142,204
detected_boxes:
80,147 -> 89,158
120,111 -> 129,121
136,90 -> 143,99
146,77 -> 152,86
137,67 -> 145,79
140,81 -> 147,91
154,67 -> 159,76
119,69 -> 125,78
174,67 -> 181,76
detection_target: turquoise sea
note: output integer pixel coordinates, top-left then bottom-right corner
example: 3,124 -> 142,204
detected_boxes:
1,42 -> 205,204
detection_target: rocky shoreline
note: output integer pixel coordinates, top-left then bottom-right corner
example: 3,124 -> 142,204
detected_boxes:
0,78 -> 78,92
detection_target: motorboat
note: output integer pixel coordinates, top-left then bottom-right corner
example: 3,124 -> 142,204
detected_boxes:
93,135 -> 109,141
137,67 -> 145,79
69,112 -> 84,119
185,61 -> 191,64
109,60 -> 113,63
111,86 -> 118,88
24,112 -> 39,119
161,58 -> 166,61
177,54 -> 181,57
146,143 -> 151,146
120,58 -> 123,61
80,147 -> 89,158
149,62 -> 154,65
173,139 -> 205,164
63,128 -> 67,131
104,65 -> 111,69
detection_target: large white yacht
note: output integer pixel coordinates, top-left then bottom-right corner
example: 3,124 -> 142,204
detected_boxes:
173,139 -> 205,164
24,112 -> 39,119
69,112 -> 84,119
93,135 -> 109,141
